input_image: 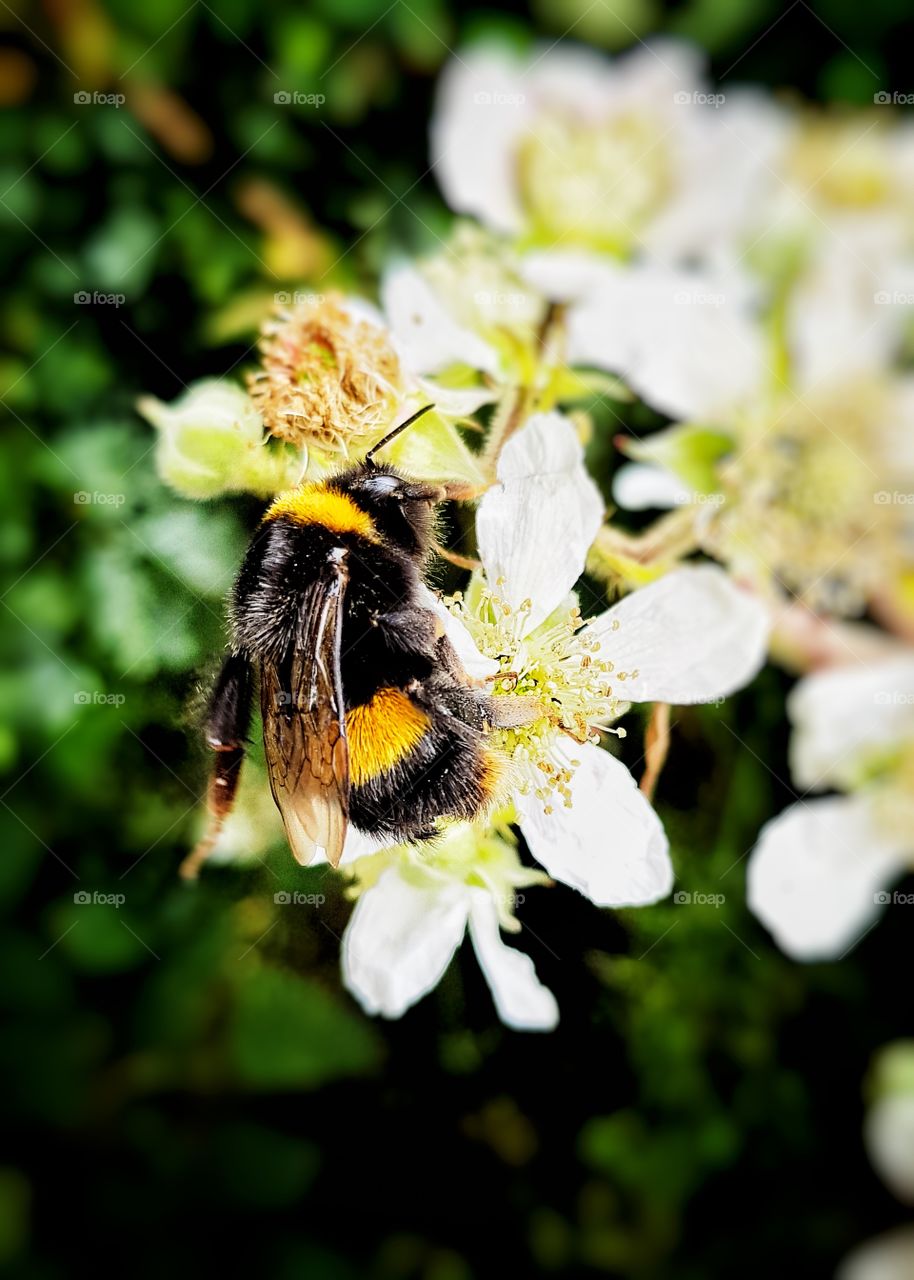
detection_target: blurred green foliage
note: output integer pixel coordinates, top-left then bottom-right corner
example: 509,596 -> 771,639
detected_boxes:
2,0 -> 914,1276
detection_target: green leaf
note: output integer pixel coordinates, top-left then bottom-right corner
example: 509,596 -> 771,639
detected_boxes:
229,964 -> 383,1089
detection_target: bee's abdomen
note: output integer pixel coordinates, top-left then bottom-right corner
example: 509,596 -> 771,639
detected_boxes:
346,687 -> 431,788
348,693 -> 501,842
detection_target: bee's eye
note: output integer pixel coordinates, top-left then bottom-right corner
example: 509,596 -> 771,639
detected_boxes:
361,473 -> 401,500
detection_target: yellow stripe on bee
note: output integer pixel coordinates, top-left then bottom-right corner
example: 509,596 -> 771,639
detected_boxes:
478,751 -> 505,803
346,688 -> 430,787
265,484 -> 377,540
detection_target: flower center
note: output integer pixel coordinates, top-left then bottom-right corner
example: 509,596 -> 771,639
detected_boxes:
346,819 -> 549,930
787,117 -> 894,210
863,741 -> 914,851
709,382 -> 897,615
516,111 -> 672,254
449,580 -> 633,811
247,294 -> 402,453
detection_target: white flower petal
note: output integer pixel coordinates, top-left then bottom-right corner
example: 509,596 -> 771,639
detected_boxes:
476,412 -> 603,633
419,381 -> 496,418
612,462 -> 689,511
788,658 -> 914,792
342,869 -> 468,1018
517,741 -> 673,907
418,585 -> 499,680
467,890 -> 559,1031
838,1228 -> 914,1280
589,565 -> 769,705
523,254 -> 764,420
338,826 -> 392,866
383,262 -> 500,378
746,796 -> 907,961
430,47 -> 527,233
865,1093 -> 914,1205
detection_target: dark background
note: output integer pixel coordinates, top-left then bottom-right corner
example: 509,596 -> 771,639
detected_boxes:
2,0 -> 913,1275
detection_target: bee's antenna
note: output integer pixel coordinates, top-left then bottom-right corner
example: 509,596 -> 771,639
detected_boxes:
365,404 -> 435,466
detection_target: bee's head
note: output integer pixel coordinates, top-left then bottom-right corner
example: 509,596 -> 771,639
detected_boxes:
338,465 -> 444,556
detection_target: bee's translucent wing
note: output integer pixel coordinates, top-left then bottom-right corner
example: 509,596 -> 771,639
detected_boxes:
261,550 -> 350,868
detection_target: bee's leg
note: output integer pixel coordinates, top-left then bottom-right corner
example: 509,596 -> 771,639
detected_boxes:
485,693 -> 548,729
180,652 -> 254,881
371,605 -> 439,658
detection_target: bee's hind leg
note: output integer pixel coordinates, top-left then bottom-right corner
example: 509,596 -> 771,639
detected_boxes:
180,651 -> 253,881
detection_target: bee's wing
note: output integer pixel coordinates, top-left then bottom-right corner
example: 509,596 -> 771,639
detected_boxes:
261,551 -> 350,868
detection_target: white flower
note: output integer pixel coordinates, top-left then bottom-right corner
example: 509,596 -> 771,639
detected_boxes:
342,411 -> 769,1027
582,252 -> 914,617
342,823 -> 558,1031
747,656 -> 914,960
523,253 -> 766,421
864,1040 -> 914,1205
838,1229 -> 914,1280
431,40 -> 775,261
452,413 -> 769,885
381,229 -> 627,415
866,1092 -> 914,1205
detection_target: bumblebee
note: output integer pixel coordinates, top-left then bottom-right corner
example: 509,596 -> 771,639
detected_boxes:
182,407 -> 521,879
